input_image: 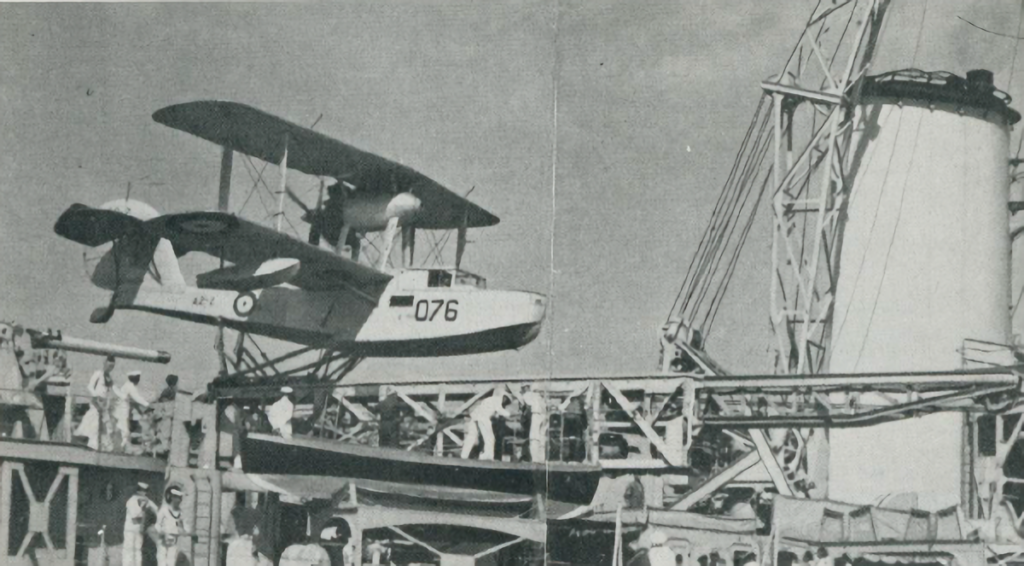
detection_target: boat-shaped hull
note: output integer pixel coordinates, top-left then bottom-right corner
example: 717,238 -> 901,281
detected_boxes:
241,433 -> 603,505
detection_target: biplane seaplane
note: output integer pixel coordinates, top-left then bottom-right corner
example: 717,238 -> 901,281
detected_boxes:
54,101 -> 546,357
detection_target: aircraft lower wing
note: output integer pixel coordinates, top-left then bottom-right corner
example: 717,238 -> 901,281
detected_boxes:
56,203 -> 392,295
152,100 -> 499,229
146,211 -> 392,294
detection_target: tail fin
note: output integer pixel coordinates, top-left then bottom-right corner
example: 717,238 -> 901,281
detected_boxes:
56,199 -> 186,301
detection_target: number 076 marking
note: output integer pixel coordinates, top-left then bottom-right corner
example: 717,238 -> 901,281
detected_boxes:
415,299 -> 458,321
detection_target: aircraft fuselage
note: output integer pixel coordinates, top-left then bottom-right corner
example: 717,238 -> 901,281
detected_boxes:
118,268 -> 546,357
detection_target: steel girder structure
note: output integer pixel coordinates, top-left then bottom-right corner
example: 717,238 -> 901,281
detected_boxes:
766,0 -> 889,376
749,0 -> 891,502
205,366 -> 1021,506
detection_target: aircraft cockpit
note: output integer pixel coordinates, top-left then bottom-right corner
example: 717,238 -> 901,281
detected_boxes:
451,270 -> 487,289
396,268 -> 487,290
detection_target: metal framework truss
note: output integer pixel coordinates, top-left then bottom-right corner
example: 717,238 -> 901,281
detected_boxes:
767,0 -> 889,375
207,367 -> 1020,507
0,462 -> 78,564
967,404 -> 1024,560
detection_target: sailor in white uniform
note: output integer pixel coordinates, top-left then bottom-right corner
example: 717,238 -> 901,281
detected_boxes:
156,486 -> 190,566
76,356 -> 115,450
115,370 -> 150,452
122,482 -> 158,566
267,386 -> 296,439
461,389 -> 511,460
520,384 -> 548,463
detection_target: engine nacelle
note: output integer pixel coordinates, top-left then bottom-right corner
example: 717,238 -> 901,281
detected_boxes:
343,192 -> 421,231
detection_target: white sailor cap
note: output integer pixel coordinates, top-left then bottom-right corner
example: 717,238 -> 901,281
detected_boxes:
320,526 -> 338,540
167,486 -> 184,497
128,370 -> 142,377
280,386 -> 294,394
136,482 -> 149,491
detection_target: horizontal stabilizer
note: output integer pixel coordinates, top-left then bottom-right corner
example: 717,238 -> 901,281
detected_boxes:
197,258 -> 301,291
54,204 -> 142,247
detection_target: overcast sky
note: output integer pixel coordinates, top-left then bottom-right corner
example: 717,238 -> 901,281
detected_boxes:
1,1 -> 1022,396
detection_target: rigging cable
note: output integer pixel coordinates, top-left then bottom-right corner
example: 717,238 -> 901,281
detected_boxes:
703,139 -> 774,336
667,97 -> 769,326
691,111 -> 773,327
668,98 -> 764,322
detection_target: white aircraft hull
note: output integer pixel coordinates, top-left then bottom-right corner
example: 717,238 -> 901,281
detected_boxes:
114,283 -> 545,357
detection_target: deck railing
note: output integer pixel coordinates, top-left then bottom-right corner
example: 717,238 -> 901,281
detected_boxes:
0,388 -> 175,458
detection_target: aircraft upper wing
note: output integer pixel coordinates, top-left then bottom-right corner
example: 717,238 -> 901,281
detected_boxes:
146,211 -> 392,294
153,101 -> 500,230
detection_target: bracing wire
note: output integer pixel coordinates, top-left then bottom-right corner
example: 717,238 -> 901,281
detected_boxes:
690,112 -> 772,322
702,138 -> 774,335
675,101 -> 770,337
704,167 -> 773,338
671,97 -> 768,311
667,97 -> 770,326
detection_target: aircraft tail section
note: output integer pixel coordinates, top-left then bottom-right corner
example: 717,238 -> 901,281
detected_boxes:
90,237 -> 186,291
55,200 -> 186,321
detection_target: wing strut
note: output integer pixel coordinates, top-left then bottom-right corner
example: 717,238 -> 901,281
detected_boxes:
217,146 -> 233,375
275,134 -> 290,232
378,217 -> 401,271
456,209 -> 468,269
218,147 -> 233,212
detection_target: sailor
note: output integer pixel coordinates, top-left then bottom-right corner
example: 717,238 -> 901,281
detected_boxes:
520,384 -> 547,463
623,475 -> 645,509
460,389 -> 512,460
122,482 -> 158,566
267,386 -> 296,439
561,394 -> 588,461
115,370 -> 151,452
75,355 -> 116,450
157,374 -> 179,402
648,531 -> 675,566
377,386 -> 402,448
10,350 -> 70,438
22,349 -> 70,392
156,485 -> 190,566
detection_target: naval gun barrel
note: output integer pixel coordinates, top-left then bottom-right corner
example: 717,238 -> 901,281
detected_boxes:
28,330 -> 171,364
